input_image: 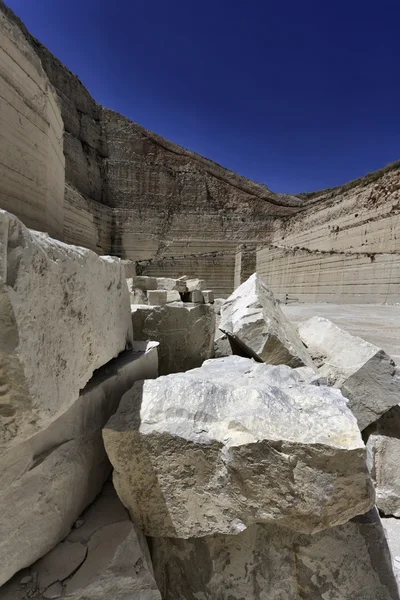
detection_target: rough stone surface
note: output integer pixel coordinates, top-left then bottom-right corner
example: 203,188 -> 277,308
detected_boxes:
202,290 -> 214,303
104,355 -> 373,538
365,405 -> 400,517
187,289 -> 203,303
220,273 -> 314,368
298,316 -> 400,430
147,289 -> 180,305
0,481 -> 162,599
0,342 -> 158,586
0,210 -> 133,452
131,302 -> 215,375
151,508 -> 399,600
186,278 -> 205,292
382,517 -> 400,592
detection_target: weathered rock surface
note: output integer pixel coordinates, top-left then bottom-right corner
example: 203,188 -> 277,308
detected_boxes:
0,481 -> 162,599
382,517 -> 400,593
365,405 -> 400,517
0,210 -> 133,452
298,316 -> 400,430
131,302 -> 215,375
104,355 -> 373,538
147,289 -> 181,305
0,342 -> 158,586
151,508 -> 398,600
220,273 -> 314,368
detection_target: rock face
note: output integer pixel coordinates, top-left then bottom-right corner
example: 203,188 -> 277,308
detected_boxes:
0,481 -> 162,599
382,517 -> 400,592
298,316 -> 400,430
131,302 -> 215,375
103,356 -> 373,538
0,342 -> 158,586
151,508 -> 399,600
220,273 -> 314,368
0,210 -> 133,453
365,405 -> 400,517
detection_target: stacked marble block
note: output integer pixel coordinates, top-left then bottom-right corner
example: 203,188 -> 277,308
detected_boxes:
127,276 -> 216,376
127,275 -> 214,306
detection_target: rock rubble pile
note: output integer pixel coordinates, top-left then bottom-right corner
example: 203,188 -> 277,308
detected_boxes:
0,210 -> 399,599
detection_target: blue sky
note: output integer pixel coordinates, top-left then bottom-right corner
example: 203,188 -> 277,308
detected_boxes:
6,0 -> 400,193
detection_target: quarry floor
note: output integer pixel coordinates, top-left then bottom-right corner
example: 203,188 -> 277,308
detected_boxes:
282,303 -> 400,363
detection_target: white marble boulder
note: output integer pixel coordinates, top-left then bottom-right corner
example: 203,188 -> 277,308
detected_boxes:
220,273 -> 314,368
151,508 -> 398,600
103,356 -> 373,538
0,210 -> 133,453
298,316 -> 400,430
0,481 -> 162,600
0,342 -> 158,586
131,302 -> 215,375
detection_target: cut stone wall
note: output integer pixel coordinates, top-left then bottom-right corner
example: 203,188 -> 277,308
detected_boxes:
257,246 -> 400,304
1,1 -> 400,300
0,6 -> 65,239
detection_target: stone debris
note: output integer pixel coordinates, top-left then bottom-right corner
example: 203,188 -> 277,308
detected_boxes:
0,210 -> 133,454
152,508 -> 398,600
220,273 -> 314,368
202,290 -> 214,303
0,481 -> 162,599
147,289 -> 181,305
0,342 -> 159,586
131,303 -> 215,375
127,274 -> 216,306
103,355 -> 373,538
298,316 -> 400,430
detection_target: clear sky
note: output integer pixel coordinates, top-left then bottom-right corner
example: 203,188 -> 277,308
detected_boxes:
6,0 -> 400,193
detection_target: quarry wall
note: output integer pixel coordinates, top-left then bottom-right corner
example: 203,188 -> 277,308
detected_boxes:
0,7 -> 64,239
1,0 -> 400,301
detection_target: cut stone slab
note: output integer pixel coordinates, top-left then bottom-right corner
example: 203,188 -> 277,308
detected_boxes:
220,273 -> 314,368
186,278 -> 205,291
128,276 -> 158,291
187,289 -> 203,303
298,316 -> 400,430
202,290 -> 214,303
155,277 -> 187,293
151,508 -> 399,600
365,405 -> 400,517
0,481 -> 162,600
147,289 -> 181,305
0,210 -> 133,453
103,355 -> 373,538
0,342 -> 158,586
131,302 -> 215,375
